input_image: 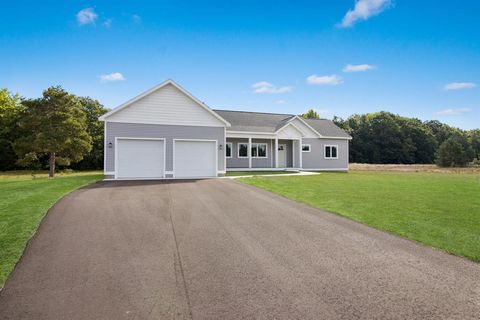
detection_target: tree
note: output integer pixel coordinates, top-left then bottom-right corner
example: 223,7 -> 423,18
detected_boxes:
0,89 -> 22,170
435,134 -> 475,167
14,86 -> 92,177
301,109 -> 321,119
71,97 -> 108,169
468,129 -> 480,159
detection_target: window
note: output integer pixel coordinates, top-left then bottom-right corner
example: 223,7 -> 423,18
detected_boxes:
238,143 -> 248,158
324,145 -> 338,159
251,143 -> 267,158
226,143 -> 232,158
302,144 -> 311,152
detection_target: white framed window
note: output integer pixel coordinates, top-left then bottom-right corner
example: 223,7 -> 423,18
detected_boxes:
324,145 -> 338,159
302,144 -> 311,152
226,142 -> 232,158
251,143 -> 267,158
238,143 -> 248,158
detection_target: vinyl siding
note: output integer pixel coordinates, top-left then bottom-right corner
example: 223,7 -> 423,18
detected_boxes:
105,122 -> 224,173
226,138 -> 275,168
106,83 -> 225,127
301,138 -> 349,170
290,118 -> 319,138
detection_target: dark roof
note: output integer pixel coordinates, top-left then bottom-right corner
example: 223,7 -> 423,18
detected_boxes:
213,109 -> 351,138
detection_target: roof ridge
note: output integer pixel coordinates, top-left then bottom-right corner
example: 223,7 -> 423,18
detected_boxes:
213,109 -> 295,117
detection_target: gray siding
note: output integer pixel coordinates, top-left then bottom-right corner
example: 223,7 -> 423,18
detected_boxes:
226,138 -> 275,168
105,122 -> 225,173
226,138 -> 297,169
301,138 -> 349,170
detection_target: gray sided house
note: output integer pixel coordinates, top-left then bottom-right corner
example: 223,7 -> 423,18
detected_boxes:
99,80 -> 351,179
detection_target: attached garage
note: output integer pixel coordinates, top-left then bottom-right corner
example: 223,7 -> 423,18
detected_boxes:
116,138 -> 165,179
174,140 -> 217,178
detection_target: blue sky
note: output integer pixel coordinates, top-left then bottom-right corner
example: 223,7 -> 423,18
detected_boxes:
1,0 -> 479,129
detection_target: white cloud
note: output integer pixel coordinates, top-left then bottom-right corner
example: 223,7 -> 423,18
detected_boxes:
444,82 -> 476,90
343,64 -> 376,72
132,14 -> 141,24
252,81 -> 293,94
276,100 -> 286,104
102,18 -> 112,28
339,0 -> 391,28
100,72 -> 126,82
77,8 -> 98,25
435,108 -> 471,116
306,74 -> 343,86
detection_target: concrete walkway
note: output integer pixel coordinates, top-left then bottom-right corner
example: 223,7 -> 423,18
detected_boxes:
0,179 -> 479,319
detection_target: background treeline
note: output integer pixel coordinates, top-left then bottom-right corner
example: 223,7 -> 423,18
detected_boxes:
0,87 -> 108,173
332,112 -> 479,166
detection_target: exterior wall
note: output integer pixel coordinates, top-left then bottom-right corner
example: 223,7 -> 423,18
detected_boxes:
226,138 -> 274,168
105,122 -> 225,174
290,118 -> 318,138
301,138 -> 349,170
106,83 -> 225,127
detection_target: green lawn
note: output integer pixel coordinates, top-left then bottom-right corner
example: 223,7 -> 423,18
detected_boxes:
226,170 -> 299,177
240,171 -> 480,262
0,171 -> 103,287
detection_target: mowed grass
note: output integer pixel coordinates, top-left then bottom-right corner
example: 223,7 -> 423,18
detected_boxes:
0,171 -> 103,287
225,170 -> 299,177
240,171 -> 480,261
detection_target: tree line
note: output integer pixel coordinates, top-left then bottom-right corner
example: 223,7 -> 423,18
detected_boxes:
0,87 -> 108,176
331,112 -> 479,167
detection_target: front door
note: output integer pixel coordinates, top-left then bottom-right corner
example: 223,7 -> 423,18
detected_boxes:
278,144 -> 286,167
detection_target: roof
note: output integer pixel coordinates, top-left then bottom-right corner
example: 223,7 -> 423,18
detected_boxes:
214,109 -> 351,139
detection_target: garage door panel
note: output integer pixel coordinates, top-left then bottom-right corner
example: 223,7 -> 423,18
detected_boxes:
117,139 -> 165,179
174,141 -> 216,178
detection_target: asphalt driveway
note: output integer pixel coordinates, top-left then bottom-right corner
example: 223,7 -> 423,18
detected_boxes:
0,179 -> 479,319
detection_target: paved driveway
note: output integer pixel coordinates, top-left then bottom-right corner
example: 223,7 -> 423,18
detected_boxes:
0,179 -> 479,319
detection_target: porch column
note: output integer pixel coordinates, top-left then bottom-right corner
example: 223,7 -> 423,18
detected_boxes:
248,137 -> 252,169
274,138 -> 278,168
299,139 -> 303,168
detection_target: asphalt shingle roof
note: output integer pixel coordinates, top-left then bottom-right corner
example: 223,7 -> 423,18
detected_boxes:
213,109 -> 351,138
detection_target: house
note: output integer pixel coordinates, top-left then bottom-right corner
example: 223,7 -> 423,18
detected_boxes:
99,80 -> 352,179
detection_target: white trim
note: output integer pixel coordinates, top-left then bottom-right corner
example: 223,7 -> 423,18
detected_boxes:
114,137 -> 166,179
103,121 -> 107,173
292,116 -> 323,137
324,144 -> 339,160
274,138 -> 278,168
321,136 -> 352,140
104,171 -> 115,175
275,119 -> 305,136
250,142 -> 268,159
248,137 -> 252,168
302,144 -> 311,152
225,142 -> 233,158
238,142 -> 249,158
224,127 -> 227,171
227,168 -> 299,172
172,138 -> 218,178
299,140 -> 303,168
99,79 -> 231,127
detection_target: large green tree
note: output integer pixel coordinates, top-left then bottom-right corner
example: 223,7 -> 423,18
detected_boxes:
300,109 -> 321,119
435,134 -> 475,167
71,97 -> 108,169
14,86 -> 92,177
468,129 -> 480,159
0,89 -> 22,170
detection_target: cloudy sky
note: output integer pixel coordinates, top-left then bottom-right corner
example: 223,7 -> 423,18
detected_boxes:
1,0 -> 479,129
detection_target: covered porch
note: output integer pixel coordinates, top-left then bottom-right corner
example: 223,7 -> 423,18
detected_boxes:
225,133 -> 303,170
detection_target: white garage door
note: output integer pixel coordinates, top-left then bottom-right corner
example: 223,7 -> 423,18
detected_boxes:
116,139 -> 165,179
174,140 -> 217,178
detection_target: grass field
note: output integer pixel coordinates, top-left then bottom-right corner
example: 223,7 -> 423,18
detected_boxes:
0,171 -> 103,287
240,171 -> 480,262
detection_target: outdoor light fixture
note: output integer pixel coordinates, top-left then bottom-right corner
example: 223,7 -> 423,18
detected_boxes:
219,144 -> 223,150
108,142 -> 113,148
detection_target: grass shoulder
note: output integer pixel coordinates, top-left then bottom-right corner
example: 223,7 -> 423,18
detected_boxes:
0,170 -> 103,287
